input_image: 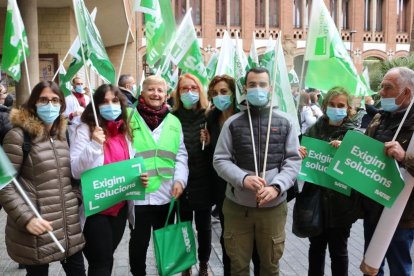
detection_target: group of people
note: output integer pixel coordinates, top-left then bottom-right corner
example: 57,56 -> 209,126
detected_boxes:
0,65 -> 413,276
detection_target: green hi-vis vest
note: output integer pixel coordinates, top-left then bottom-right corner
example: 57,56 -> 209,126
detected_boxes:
130,110 -> 181,192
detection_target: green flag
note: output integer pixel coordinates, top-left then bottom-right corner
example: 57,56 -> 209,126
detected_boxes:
73,0 -> 115,84
248,33 -> 259,69
168,9 -> 208,88
0,146 -> 16,189
136,0 -> 175,67
58,61 -> 72,97
274,37 -> 300,134
1,0 -> 30,81
304,0 -> 370,96
288,68 -> 299,84
215,31 -> 235,77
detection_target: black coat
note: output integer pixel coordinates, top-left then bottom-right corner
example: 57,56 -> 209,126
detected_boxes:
173,107 -> 213,210
0,105 -> 12,144
302,116 -> 361,228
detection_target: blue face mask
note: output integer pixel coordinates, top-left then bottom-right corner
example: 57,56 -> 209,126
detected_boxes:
74,85 -> 83,93
36,103 -> 61,125
213,95 -> 232,111
99,104 -> 122,121
246,88 -> 269,107
326,107 -> 347,122
180,91 -> 200,108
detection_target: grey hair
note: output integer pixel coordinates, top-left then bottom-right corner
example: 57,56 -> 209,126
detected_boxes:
390,67 -> 414,93
118,74 -> 133,87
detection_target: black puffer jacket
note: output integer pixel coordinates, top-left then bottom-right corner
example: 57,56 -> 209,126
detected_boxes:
173,107 -> 213,210
0,104 -> 13,143
363,107 -> 414,228
302,115 -> 361,228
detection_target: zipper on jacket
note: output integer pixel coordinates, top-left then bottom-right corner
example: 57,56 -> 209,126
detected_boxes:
50,137 -> 69,256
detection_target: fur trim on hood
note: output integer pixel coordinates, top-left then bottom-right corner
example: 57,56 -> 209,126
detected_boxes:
9,108 -> 67,140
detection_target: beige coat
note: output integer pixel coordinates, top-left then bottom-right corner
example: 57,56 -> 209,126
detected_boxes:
0,108 -> 84,265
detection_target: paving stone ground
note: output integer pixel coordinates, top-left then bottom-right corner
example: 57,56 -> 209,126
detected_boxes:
1,198 -> 412,275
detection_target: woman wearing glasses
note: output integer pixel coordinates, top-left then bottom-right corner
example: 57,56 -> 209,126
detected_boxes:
172,74 -> 212,276
0,81 -> 85,276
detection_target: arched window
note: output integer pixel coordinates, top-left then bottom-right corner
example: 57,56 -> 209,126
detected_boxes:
397,0 -> 408,32
376,0 -> 383,32
269,0 -> 279,27
255,0 -> 265,27
216,0 -> 226,25
175,0 -> 202,25
330,0 -> 337,23
174,0 -> 186,23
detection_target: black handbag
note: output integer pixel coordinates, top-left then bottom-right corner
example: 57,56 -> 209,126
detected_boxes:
292,187 -> 323,238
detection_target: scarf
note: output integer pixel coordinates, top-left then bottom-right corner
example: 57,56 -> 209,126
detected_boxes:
136,96 -> 169,130
73,92 -> 86,108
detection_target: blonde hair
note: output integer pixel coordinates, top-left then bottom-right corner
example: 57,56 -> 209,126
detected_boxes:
173,73 -> 209,111
142,75 -> 167,92
322,86 -> 355,117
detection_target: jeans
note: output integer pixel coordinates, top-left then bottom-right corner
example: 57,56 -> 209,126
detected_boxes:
129,204 -> 173,276
83,205 -> 127,276
25,251 -> 85,276
364,220 -> 414,276
308,226 -> 351,276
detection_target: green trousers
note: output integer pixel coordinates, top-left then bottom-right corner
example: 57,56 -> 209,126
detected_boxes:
223,198 -> 287,276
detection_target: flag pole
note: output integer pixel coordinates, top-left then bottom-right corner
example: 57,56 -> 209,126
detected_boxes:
72,0 -> 99,127
262,32 -> 281,179
116,7 -> 136,83
246,100 -> 258,176
20,36 -> 31,92
11,178 -> 65,253
392,95 -> 414,141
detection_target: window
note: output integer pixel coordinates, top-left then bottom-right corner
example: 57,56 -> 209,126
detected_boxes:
269,0 -> 279,27
342,0 -> 350,30
230,0 -> 241,26
330,0 -> 337,24
397,0 -> 408,32
376,0 -> 383,31
293,0 -> 301,28
174,0 -> 186,23
189,0 -> 202,25
216,0 -> 226,25
364,0 -> 371,31
255,0 -> 265,27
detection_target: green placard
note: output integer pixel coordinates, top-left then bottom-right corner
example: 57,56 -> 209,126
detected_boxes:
81,157 -> 146,217
298,136 -> 351,196
326,131 -> 404,208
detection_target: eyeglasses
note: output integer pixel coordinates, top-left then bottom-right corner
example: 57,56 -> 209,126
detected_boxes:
180,86 -> 198,92
37,97 -> 61,106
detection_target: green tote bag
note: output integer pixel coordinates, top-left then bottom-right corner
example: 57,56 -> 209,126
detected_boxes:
153,198 -> 197,276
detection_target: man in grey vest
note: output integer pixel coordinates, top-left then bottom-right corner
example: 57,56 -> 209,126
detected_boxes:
213,67 -> 301,275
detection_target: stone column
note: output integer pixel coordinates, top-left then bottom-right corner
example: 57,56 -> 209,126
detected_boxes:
242,0 -> 255,51
16,0 -> 39,106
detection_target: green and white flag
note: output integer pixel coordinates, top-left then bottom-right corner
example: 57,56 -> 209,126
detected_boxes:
288,68 -> 299,84
1,0 -> 30,81
58,61 -> 72,97
259,36 -> 276,77
248,33 -> 259,69
0,146 -> 16,190
63,8 -> 97,84
215,31 -> 235,77
274,37 -> 300,133
137,0 -> 175,67
206,52 -> 219,81
234,32 -> 248,104
73,0 -> 115,84
304,0 -> 370,96
168,9 -> 208,88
